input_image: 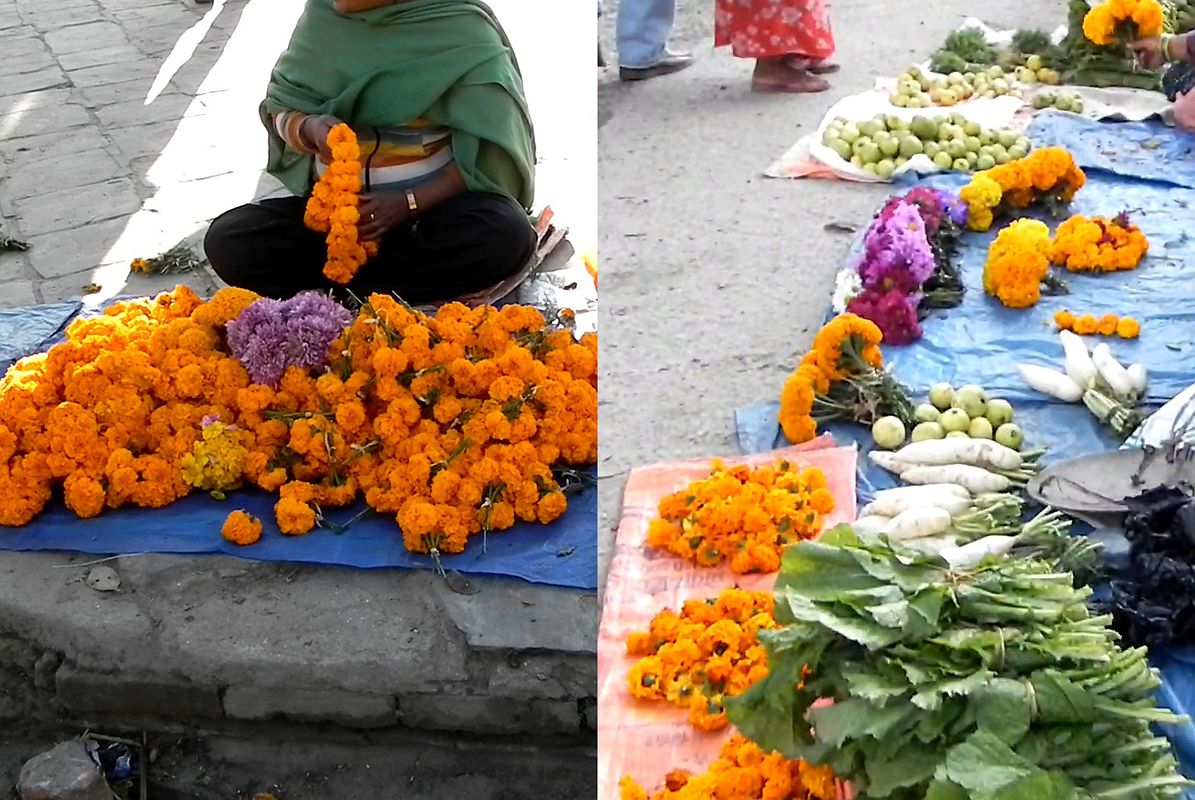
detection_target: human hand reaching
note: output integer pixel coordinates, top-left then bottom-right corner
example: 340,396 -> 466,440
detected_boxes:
1129,37 -> 1165,70
358,192 -> 411,241
299,114 -> 345,161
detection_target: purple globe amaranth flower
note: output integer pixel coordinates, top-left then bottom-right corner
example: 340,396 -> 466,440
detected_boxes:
226,291 -> 352,388
847,287 -> 923,346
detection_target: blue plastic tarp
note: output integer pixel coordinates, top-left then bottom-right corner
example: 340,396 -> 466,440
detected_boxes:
736,148 -> 1195,781
0,303 -> 596,590
1029,110 -> 1195,189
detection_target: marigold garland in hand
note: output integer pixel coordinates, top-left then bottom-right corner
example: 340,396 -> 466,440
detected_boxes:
982,219 -> 1053,309
1083,0 -> 1164,46
646,460 -> 833,574
1054,309 -> 1140,339
303,124 -> 379,285
1049,212 -> 1148,273
619,735 -> 838,800
960,147 -> 1086,232
626,588 -> 775,731
0,286 -> 597,560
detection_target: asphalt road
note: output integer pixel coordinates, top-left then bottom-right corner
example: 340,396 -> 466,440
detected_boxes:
596,0 -> 1059,588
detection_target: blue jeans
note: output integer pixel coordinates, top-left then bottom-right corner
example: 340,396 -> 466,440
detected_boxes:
616,0 -> 676,69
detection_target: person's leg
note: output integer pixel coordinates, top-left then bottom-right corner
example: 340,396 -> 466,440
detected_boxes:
616,0 -> 692,79
350,192 -> 537,303
204,197 -> 332,299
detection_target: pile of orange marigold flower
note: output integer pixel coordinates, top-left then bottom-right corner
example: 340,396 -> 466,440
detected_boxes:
619,735 -> 838,800
626,588 -> 775,730
959,147 -> 1086,232
1082,0 -> 1164,46
1049,213 -> 1149,273
0,286 -> 597,556
982,219 -> 1054,309
645,461 -> 833,574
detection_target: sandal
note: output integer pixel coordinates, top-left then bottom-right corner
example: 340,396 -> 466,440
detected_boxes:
751,70 -> 831,93
786,56 -> 839,75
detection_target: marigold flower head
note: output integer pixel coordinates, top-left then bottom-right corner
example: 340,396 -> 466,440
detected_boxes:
222,509 -> 263,546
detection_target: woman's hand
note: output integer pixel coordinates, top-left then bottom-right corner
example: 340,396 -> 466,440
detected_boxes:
358,192 -> 411,241
1130,37 -> 1166,69
299,114 -> 344,161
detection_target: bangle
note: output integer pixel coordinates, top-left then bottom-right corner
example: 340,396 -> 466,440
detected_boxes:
405,188 -> 418,214
1163,35 -> 1175,62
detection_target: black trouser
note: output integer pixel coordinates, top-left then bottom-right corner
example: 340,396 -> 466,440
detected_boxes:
203,192 -> 537,302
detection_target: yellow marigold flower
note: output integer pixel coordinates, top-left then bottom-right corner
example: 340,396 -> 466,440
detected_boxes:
1054,310 -> 1076,330
1099,313 -> 1120,336
1074,314 -> 1099,335
222,510 -> 263,546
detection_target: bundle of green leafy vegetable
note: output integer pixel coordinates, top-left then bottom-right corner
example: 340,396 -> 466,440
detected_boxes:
726,526 -> 1190,800
1093,486 -> 1195,649
1060,0 -> 1163,90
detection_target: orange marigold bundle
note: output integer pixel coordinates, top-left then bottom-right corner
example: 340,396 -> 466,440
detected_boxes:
0,286 -> 597,560
959,147 -> 1086,232
982,219 -> 1055,309
645,461 -> 834,574
303,124 -> 379,284
619,735 -> 838,800
778,313 -> 913,445
1049,212 -> 1148,273
625,588 -> 775,731
1083,0 -> 1164,46
1054,309 -> 1141,339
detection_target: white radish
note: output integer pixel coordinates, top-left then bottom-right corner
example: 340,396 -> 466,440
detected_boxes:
1092,343 -> 1135,400
871,484 -> 971,504
1018,364 -> 1083,402
868,450 -> 910,475
900,534 -> 959,556
862,492 -> 972,519
940,534 -> 1020,569
1127,364 -> 1148,395
899,464 -> 1012,493
852,516 -> 890,537
881,507 -> 953,540
1059,330 -> 1098,389
893,438 -> 1022,471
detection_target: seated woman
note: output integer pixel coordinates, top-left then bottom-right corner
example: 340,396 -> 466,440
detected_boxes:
204,0 -> 537,302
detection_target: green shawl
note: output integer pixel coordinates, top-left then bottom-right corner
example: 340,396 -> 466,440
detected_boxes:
261,0 -> 535,210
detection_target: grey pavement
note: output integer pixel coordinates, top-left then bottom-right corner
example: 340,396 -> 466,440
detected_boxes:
0,0 -> 597,755
596,0 -> 1058,589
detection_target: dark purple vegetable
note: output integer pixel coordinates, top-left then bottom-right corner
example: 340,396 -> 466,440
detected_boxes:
1092,485 -> 1195,648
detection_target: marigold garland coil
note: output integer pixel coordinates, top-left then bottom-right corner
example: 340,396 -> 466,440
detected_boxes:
1054,309 -> 1141,339
778,313 -> 883,445
0,285 -> 597,559
1083,0 -> 1164,46
960,147 -> 1086,232
626,588 -> 775,731
1049,213 -> 1148,273
982,219 -> 1052,309
303,124 -> 379,284
646,460 -> 834,574
619,734 -> 838,800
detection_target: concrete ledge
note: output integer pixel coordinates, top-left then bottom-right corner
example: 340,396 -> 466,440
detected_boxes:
223,687 -> 396,729
55,664 -> 223,719
397,695 -> 581,737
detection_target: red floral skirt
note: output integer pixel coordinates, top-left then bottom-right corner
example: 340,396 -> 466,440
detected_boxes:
714,0 -> 835,60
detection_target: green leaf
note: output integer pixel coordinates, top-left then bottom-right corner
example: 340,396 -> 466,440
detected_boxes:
972,678 -> 1032,743
865,741 -> 944,796
775,538 -> 887,601
867,600 -> 911,629
843,666 -> 911,703
1030,670 -> 1096,724
924,780 -> 968,800
989,771 -> 1075,800
807,697 -> 875,748
944,730 -> 1038,793
781,587 -> 905,649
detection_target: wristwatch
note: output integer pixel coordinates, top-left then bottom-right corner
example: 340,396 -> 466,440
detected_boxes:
405,189 -> 418,214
